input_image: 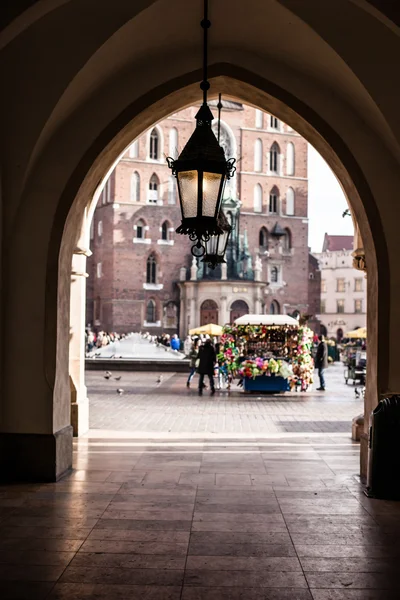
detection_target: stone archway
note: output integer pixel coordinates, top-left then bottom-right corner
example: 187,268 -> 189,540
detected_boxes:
3,1 -> 399,481
200,300 -> 219,326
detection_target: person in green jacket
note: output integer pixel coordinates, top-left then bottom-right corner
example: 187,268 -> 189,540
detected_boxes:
187,341 -> 199,388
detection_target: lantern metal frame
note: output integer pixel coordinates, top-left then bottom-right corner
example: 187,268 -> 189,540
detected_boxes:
166,0 -> 235,257
202,209 -> 232,269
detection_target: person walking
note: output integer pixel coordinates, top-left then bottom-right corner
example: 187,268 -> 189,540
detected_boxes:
197,338 -> 216,396
315,334 -> 328,391
186,341 -> 199,388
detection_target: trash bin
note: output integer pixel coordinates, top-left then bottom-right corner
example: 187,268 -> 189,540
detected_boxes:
367,396 -> 400,500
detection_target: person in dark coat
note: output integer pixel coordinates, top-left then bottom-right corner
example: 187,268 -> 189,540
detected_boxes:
315,334 -> 328,391
197,338 -> 216,396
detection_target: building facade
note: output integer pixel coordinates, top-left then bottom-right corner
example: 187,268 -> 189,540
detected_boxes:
316,234 -> 366,339
87,102 -> 310,336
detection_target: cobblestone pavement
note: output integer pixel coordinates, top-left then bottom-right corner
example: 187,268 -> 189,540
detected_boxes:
87,363 -> 363,436
2,365 -> 400,599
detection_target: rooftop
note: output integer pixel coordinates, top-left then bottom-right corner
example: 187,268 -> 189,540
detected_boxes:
322,233 -> 353,252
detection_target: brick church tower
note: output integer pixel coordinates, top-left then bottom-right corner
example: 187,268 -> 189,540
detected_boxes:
87,102 -> 310,336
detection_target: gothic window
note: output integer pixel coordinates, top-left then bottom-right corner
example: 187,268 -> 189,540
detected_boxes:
136,219 -> 145,239
270,115 -> 279,129
161,221 -> 169,241
146,254 -> 157,284
286,142 -> 295,175
149,128 -> 160,159
148,174 -> 159,204
168,127 -> 178,159
269,186 -> 279,214
286,187 -> 295,215
269,143 -> 280,173
270,300 -> 280,314
168,176 -> 176,204
129,140 -> 138,158
254,139 -> 263,171
254,184 -> 263,213
212,122 -> 233,158
283,228 -> 292,250
259,227 -> 268,248
146,299 -> 156,323
255,109 -> 263,128
131,171 -> 140,202
270,266 -> 279,283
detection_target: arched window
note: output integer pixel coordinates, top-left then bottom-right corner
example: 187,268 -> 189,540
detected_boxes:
269,143 -> 280,173
286,187 -> 295,215
129,140 -> 138,158
168,176 -> 176,204
255,109 -> 263,128
283,228 -> 292,250
270,115 -> 279,129
230,300 -> 249,322
254,184 -> 263,213
254,139 -> 263,172
148,174 -> 159,204
269,186 -> 279,214
161,221 -> 169,241
270,300 -> 280,314
259,227 -> 268,248
149,128 -> 159,159
270,266 -> 279,283
169,127 -> 178,159
146,254 -> 157,284
146,299 -> 156,323
131,171 -> 140,202
286,142 -> 295,175
136,219 -> 145,239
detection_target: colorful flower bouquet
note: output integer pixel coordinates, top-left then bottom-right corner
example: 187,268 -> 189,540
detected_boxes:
218,324 -> 314,391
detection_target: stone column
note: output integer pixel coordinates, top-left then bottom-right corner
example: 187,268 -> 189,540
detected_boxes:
220,296 -> 228,325
69,247 -> 90,437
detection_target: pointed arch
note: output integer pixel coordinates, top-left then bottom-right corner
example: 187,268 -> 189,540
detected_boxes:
161,220 -> 171,241
269,142 -> 280,173
269,186 -> 279,214
254,184 -> 263,213
146,253 -> 157,284
286,187 -> 295,215
283,227 -> 292,250
286,142 -> 295,175
255,109 -> 263,128
149,128 -> 160,159
131,171 -> 140,202
254,138 -> 263,172
146,299 -> 157,323
169,127 -> 178,159
129,140 -> 139,158
148,173 -> 159,204
259,227 -> 268,248
135,219 -> 146,239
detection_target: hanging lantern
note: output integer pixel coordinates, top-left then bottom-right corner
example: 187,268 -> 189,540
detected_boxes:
166,0 -> 235,257
202,209 -> 232,269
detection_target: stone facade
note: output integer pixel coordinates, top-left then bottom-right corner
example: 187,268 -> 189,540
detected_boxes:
87,102 -> 310,335
316,234 -> 366,339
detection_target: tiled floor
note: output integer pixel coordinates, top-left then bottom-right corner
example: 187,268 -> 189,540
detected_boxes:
1,367 -> 400,599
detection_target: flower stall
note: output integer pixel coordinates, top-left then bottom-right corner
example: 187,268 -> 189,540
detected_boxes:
217,314 -> 314,393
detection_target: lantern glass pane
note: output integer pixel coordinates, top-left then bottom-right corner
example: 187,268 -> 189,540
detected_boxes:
202,172 -> 224,216
218,230 -> 230,256
205,234 -> 219,256
177,170 -> 198,218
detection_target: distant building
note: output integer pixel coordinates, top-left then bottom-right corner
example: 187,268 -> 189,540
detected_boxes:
87,102 -> 311,335
315,234 -> 366,340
